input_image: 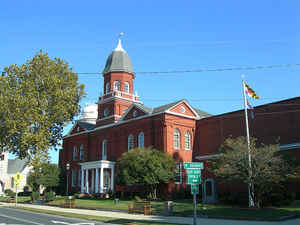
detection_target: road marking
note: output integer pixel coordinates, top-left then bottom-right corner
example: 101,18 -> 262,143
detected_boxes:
52,220 -> 95,225
0,213 -> 43,225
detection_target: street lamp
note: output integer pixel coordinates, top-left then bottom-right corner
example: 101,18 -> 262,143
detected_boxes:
66,163 -> 70,196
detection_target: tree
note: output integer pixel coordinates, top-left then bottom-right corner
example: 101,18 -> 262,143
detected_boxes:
27,163 -> 60,192
116,147 -> 176,199
210,136 -> 295,208
0,51 -> 85,164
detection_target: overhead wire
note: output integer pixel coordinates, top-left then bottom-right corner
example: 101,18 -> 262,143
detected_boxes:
2,63 -> 300,76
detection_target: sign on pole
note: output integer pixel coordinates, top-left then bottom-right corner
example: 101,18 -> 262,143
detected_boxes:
13,172 -> 22,187
191,184 -> 199,195
186,169 -> 201,175
187,175 -> 201,184
184,162 -> 203,169
183,162 -> 204,225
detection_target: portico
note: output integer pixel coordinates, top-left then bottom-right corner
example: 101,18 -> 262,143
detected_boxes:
79,160 -> 115,194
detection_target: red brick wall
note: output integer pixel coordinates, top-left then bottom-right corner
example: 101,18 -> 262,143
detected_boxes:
103,72 -> 134,94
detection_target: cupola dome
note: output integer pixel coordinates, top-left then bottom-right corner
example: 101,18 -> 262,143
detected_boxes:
102,39 -> 134,75
79,103 -> 98,124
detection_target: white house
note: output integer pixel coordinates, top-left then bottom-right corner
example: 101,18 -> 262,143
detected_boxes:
0,151 -> 32,195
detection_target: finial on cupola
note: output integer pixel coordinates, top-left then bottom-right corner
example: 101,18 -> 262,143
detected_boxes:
115,32 -> 126,52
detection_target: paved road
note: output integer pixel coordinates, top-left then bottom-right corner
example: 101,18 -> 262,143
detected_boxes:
1,203 -> 300,225
0,207 -> 116,225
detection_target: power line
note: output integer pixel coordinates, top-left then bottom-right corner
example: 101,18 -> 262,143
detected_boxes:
76,63 -> 300,75
2,63 -> 299,76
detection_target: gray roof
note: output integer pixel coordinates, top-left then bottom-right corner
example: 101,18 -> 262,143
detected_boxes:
103,50 -> 134,75
78,121 -> 96,131
192,107 -> 212,118
7,158 -> 28,174
135,104 -> 153,114
152,99 -> 184,114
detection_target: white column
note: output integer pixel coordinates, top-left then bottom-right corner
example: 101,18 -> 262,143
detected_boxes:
81,168 -> 84,193
95,168 -> 99,193
85,169 -> 89,194
100,167 -> 104,193
91,169 -> 95,193
110,168 -> 114,192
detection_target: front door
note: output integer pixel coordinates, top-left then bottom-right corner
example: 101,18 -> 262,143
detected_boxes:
103,169 -> 111,192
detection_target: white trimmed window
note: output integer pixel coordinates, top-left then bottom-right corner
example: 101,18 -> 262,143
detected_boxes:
78,170 -> 82,187
138,132 -> 144,148
114,81 -> 121,91
124,82 -> 130,93
72,169 -> 77,187
173,129 -> 180,150
174,162 -> 182,184
105,82 -> 110,94
128,134 -> 134,151
79,144 -> 84,160
102,140 -> 107,160
73,146 -> 78,160
184,131 -> 191,150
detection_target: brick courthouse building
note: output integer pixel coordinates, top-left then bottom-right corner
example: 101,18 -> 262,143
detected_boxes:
59,40 -> 300,201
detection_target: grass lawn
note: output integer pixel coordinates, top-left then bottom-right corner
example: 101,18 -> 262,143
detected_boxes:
0,196 -> 31,203
47,198 -> 300,221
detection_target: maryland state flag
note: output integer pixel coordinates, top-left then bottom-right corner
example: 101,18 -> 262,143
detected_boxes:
244,82 -> 259,99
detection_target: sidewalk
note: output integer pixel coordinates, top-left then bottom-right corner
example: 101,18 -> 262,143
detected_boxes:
2,202 -> 300,225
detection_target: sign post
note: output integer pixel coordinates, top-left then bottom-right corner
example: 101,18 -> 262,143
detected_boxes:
13,172 -> 22,206
184,162 -> 203,225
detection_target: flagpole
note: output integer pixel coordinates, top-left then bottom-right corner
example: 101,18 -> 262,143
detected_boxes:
242,79 -> 254,207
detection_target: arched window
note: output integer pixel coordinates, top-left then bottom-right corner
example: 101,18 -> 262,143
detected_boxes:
105,83 -> 110,94
73,146 -> 78,160
173,129 -> 180,150
102,140 -> 107,160
79,144 -> 84,160
184,131 -> 191,150
128,134 -> 134,151
124,82 -> 130,93
113,81 -> 120,91
138,132 -> 144,148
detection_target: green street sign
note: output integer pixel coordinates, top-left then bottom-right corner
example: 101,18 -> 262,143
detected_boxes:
191,184 -> 199,195
184,162 -> 203,169
186,169 -> 201,175
187,175 -> 201,184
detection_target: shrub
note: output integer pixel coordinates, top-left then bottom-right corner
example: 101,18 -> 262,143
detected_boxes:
134,195 -> 142,201
261,186 -> 296,207
31,191 -> 40,202
4,189 -> 15,197
219,191 -> 248,206
45,191 -> 55,202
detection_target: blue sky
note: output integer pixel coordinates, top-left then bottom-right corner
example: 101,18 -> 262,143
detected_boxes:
1,0 -> 299,163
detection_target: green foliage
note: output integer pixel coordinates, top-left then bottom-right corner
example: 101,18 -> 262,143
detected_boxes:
39,163 -> 60,190
31,191 -> 40,202
45,191 -> 56,202
261,184 -> 296,207
210,136 -> 295,208
27,163 -> 60,192
116,147 -> 176,200
219,191 -> 249,206
0,51 -> 85,162
4,189 -> 15,197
